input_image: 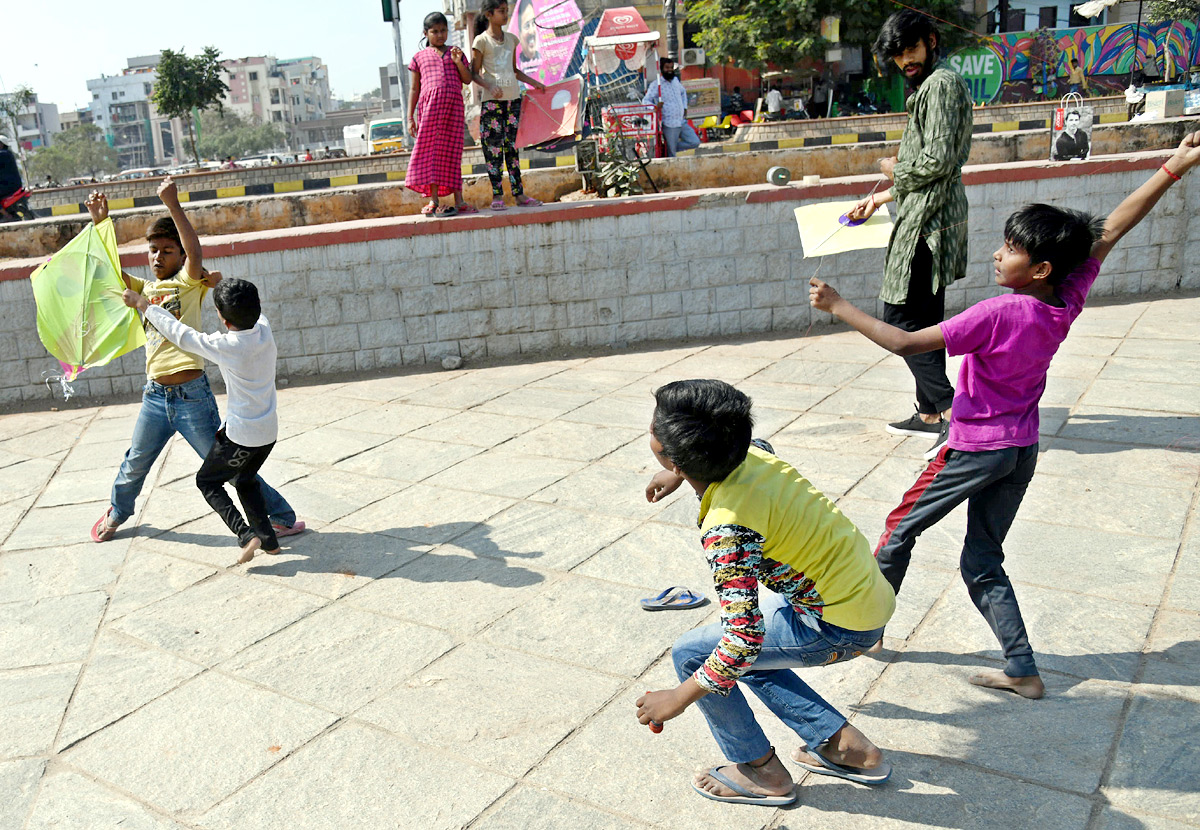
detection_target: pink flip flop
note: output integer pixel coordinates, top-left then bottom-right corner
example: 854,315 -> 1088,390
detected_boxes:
90,507 -> 119,543
516,195 -> 542,207
456,203 -> 479,214
490,198 -> 507,211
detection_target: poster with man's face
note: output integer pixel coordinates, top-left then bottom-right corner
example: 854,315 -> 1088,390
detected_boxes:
1051,106 -> 1093,162
508,0 -> 583,86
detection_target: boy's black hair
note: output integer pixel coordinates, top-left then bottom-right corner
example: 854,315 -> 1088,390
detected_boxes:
213,278 -> 261,330
873,9 -> 937,60
475,0 -> 507,37
652,380 -> 754,483
145,216 -> 182,248
1004,204 -> 1104,286
1065,108 -> 1081,120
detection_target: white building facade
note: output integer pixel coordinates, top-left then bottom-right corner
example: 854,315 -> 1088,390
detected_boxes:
1,93 -> 59,151
86,56 -> 187,169
222,55 -> 333,147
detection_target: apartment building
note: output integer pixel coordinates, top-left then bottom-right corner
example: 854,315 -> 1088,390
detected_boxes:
0,92 -> 59,150
222,55 -> 333,145
86,56 -> 186,169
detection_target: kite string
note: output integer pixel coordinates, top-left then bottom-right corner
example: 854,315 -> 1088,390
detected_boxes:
42,369 -> 75,402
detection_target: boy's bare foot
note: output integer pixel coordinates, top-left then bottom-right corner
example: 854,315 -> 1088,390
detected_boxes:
693,749 -> 794,799
868,638 -> 883,654
238,537 -> 262,565
968,669 -> 1045,699
791,723 -> 884,771
263,548 -> 281,555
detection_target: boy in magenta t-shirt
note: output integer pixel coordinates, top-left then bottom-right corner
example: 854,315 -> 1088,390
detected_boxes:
808,131 -> 1200,700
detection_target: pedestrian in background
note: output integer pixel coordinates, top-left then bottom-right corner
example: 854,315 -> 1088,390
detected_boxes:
643,56 -> 699,157
471,0 -> 546,210
408,11 -> 475,217
847,9 -> 973,460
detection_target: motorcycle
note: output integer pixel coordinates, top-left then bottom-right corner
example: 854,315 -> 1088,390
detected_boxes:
0,186 -> 36,222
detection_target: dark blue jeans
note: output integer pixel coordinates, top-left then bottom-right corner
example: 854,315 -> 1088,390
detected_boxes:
110,375 -> 294,527
673,592 -> 883,763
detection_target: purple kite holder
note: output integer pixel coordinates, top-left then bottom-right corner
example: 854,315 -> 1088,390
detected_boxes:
839,213 -> 868,227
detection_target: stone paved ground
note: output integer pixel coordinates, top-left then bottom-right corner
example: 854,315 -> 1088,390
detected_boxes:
1,294 -> 1198,830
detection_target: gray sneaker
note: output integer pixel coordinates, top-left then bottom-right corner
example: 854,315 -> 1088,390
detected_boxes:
886,408 -> 943,438
923,420 -> 951,461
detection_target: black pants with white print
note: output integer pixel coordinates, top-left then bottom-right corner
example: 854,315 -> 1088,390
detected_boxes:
195,428 -> 279,551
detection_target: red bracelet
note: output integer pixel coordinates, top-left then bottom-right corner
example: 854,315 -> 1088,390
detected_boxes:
1162,163 -> 1182,182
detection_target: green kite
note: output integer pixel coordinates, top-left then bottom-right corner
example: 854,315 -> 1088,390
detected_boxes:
30,217 -> 145,381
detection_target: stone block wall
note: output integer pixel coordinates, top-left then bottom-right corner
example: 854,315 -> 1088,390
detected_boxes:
0,152 -> 1195,406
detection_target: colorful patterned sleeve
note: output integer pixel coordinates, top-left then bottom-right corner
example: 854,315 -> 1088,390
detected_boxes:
694,523 -> 767,696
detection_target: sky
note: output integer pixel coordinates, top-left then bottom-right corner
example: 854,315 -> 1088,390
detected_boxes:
1,0 -> 444,112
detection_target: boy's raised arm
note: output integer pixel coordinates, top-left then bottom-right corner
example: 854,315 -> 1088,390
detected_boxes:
1092,129 -> 1200,263
84,191 -> 135,290
156,177 -> 212,285
809,279 -> 946,357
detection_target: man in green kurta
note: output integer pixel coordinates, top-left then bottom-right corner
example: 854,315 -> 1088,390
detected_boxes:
849,9 -> 973,459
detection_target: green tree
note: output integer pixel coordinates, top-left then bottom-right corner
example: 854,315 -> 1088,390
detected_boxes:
0,85 -> 37,180
27,124 -> 119,182
687,0 -> 974,72
1148,1 -> 1200,22
150,46 -> 230,165
196,110 -> 286,160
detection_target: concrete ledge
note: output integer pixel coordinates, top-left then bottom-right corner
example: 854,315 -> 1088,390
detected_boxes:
0,193 -> 702,282
6,116 -> 1194,262
731,95 -> 1131,143
1,147 -> 1196,405
0,148 -> 1180,282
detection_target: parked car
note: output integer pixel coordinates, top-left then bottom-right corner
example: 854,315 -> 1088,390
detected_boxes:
113,167 -> 168,181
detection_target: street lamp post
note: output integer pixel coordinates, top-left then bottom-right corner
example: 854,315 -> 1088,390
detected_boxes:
664,0 -> 678,60
392,0 -> 412,143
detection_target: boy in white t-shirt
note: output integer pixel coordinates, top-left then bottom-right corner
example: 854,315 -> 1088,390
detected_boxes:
124,278 -> 281,565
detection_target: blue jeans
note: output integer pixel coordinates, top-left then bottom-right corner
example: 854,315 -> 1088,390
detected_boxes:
662,122 -> 700,157
110,375 -> 295,527
673,592 -> 884,763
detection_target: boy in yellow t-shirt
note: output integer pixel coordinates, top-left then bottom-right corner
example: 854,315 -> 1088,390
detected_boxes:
87,178 -> 303,544
635,379 -> 894,807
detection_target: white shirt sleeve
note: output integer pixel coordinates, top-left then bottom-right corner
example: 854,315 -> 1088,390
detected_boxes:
143,304 -> 229,366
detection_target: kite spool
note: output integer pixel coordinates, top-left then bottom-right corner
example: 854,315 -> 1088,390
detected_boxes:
766,166 -> 791,186
839,213 -> 868,227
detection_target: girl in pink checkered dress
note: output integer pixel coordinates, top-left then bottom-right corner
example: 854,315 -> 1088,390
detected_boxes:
406,12 -> 475,218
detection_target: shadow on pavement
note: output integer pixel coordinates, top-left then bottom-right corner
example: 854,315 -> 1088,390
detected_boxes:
1055,411 -> 1200,453
238,521 -> 547,588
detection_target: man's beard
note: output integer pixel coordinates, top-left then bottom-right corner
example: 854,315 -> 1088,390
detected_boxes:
662,70 -> 676,80
902,51 -> 936,89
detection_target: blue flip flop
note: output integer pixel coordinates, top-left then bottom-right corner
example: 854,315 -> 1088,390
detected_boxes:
691,766 -> 797,806
640,586 -> 707,611
794,743 -> 892,784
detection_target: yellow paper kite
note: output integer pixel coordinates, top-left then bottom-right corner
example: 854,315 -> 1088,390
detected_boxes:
794,200 -> 893,258
30,218 -> 145,380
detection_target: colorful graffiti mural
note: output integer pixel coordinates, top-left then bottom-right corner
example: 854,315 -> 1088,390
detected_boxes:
963,20 -> 1200,103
